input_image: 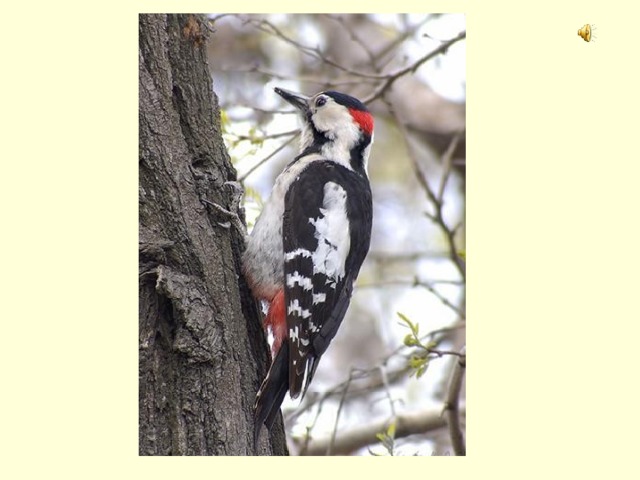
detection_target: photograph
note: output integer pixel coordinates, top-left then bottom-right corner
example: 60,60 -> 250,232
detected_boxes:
139,13 -> 466,456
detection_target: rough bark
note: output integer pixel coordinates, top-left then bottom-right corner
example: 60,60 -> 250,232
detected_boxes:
138,13 -> 287,456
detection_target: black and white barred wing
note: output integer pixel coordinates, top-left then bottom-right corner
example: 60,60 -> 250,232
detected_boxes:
283,162 -> 372,399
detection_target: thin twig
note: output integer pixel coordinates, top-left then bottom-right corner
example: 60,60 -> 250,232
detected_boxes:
421,347 -> 466,359
371,15 -> 433,71
225,105 -> 298,116
437,132 -> 463,202
238,132 -> 299,182
323,14 -> 377,66
287,365 -> 410,424
414,277 -> 465,319
234,128 -> 299,142
287,323 -> 464,450
326,369 -> 355,455
357,278 -> 465,319
378,366 -> 396,417
247,18 -> 386,80
399,121 -> 466,279
362,30 -> 466,104
367,250 -> 458,262
221,65 -> 377,88
384,323 -> 465,365
298,391 -> 324,455
359,278 -> 463,286
297,324 -> 465,419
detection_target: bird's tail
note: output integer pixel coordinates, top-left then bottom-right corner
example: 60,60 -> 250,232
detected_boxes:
254,342 -> 290,450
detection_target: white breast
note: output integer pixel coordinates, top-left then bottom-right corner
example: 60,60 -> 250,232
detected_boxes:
242,154 -> 324,300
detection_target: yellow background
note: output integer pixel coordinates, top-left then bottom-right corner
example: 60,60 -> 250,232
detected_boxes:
2,0 -> 639,476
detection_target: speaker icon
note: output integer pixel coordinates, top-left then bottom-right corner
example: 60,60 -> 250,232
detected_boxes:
578,24 -> 596,42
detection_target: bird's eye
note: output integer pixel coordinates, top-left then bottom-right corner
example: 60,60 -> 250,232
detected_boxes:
315,96 -> 327,108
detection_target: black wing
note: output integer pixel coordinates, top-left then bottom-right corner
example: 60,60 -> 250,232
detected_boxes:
283,160 -> 372,398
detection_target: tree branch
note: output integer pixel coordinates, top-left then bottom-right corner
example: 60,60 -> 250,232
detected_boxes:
362,30 -> 466,104
233,128 -> 299,142
326,368 -> 355,455
357,277 -> 465,319
437,131 -> 463,202
247,18 -> 385,80
298,407 -> 464,455
288,365 -> 410,426
397,120 -> 466,280
238,132 -> 299,182
444,345 -> 466,455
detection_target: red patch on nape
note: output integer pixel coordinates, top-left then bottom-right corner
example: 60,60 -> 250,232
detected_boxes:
349,108 -> 374,136
264,289 -> 287,358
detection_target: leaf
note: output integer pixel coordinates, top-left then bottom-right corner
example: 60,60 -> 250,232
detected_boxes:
397,311 -> 412,327
409,354 -> 426,369
397,312 -> 419,337
403,334 -> 417,347
387,422 -> 396,439
426,340 -> 439,350
416,362 -> 429,379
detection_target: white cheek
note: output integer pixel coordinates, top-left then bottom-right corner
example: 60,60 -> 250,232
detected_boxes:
312,105 -> 352,134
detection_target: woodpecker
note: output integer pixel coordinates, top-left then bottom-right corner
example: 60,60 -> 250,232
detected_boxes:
243,87 -> 374,447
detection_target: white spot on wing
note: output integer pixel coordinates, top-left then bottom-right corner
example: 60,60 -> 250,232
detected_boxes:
286,271 -> 313,290
285,248 -> 312,261
290,326 -> 299,341
288,299 -> 311,318
309,182 -> 351,281
312,292 -> 326,304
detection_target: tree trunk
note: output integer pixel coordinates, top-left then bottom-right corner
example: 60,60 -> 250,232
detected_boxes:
138,13 -> 287,456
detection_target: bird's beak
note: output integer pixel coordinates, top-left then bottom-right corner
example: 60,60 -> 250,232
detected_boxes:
274,87 -> 310,114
